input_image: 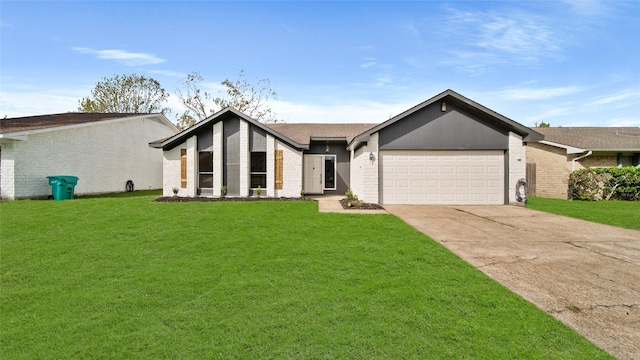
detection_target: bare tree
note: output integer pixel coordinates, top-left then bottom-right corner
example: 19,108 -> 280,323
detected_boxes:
78,74 -> 170,114
175,70 -> 278,129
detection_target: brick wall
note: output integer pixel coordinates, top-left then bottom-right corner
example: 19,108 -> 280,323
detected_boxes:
526,143 -> 572,199
508,132 -> 526,204
162,146 -> 182,197
2,116 -> 176,199
577,155 -> 617,169
350,133 -> 379,203
277,141 -> 303,198
0,142 -> 16,199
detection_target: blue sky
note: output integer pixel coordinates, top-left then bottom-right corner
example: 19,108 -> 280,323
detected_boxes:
1,0 -> 639,127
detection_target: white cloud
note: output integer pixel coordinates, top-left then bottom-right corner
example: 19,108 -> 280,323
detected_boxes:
360,57 -> 377,68
442,7 -> 565,71
522,105 -> 575,125
477,16 -> 559,58
605,117 -> 640,127
588,88 -> 639,107
270,99 -> 415,124
499,86 -> 584,100
560,0 -> 607,17
145,69 -> 186,78
73,47 -> 165,66
0,89 -> 84,117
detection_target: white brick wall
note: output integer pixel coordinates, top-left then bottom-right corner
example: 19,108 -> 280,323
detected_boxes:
2,115 -> 176,199
508,132 -> 526,204
266,135 -> 275,197
0,142 -> 16,199
277,141 -> 303,198
162,146 -> 182,197
349,133 -> 379,204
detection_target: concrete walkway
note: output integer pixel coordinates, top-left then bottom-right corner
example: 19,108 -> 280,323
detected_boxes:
385,205 -> 640,360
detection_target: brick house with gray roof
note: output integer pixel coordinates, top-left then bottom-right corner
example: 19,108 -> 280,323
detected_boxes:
0,113 -> 178,199
527,127 -> 640,199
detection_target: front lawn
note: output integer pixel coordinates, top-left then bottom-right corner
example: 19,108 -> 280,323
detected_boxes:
526,197 -> 640,230
1,194 -> 611,359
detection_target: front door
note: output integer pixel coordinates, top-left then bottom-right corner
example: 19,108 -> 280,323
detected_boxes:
304,155 -> 324,194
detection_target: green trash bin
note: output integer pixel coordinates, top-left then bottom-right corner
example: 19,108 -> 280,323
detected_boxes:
47,176 -> 79,200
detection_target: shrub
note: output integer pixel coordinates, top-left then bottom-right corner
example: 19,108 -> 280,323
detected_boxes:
345,188 -> 357,201
569,167 -> 640,201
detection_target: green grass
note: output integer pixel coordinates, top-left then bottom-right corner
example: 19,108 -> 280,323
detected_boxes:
527,197 -> 640,230
1,194 -> 611,359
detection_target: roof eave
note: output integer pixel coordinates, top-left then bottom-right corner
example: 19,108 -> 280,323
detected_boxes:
348,89 -> 542,148
538,140 -> 586,154
154,108 -> 307,151
2,113 -> 176,140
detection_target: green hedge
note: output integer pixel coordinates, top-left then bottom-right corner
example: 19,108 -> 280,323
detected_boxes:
569,166 -> 640,201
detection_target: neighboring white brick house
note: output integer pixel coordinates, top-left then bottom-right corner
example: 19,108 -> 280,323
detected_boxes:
152,90 -> 541,205
0,113 -> 178,200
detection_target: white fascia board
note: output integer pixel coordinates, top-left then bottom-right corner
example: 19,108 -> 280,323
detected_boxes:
0,133 -> 28,141
539,140 -> 585,154
588,148 -> 640,152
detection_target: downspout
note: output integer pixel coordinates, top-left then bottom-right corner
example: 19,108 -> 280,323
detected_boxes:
571,151 -> 592,171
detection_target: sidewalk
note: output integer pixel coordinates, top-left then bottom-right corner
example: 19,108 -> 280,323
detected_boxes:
312,195 -> 387,214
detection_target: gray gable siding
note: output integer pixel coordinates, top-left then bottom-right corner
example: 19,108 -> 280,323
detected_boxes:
196,126 -> 213,151
250,125 -> 267,152
378,100 -> 509,150
224,117 -> 241,196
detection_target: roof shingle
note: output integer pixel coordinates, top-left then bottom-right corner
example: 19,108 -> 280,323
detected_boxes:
266,123 -> 377,145
0,113 -> 148,134
534,127 -> 640,150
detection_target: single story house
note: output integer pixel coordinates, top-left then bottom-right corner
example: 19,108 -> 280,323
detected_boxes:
150,89 -> 542,205
0,113 -> 178,200
527,127 -> 640,199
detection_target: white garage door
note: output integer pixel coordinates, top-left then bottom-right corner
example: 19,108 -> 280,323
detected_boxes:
381,150 -> 504,205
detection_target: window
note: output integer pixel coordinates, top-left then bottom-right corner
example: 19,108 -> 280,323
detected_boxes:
251,152 -> 267,189
324,155 -> 336,190
199,151 -> 213,188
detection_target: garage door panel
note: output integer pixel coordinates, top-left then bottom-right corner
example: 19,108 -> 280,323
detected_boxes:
381,150 -> 504,205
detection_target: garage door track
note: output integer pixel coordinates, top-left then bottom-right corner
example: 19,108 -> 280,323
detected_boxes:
385,205 -> 640,360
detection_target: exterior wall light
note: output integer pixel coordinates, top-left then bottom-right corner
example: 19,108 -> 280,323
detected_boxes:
369,152 -> 375,161
441,102 -> 446,112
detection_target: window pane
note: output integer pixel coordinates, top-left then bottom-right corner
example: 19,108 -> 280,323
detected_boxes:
325,156 -> 335,189
251,152 -> 266,172
199,174 -> 213,188
199,152 -> 213,172
251,174 -> 266,189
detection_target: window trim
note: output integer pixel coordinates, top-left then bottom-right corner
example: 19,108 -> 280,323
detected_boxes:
324,154 -> 337,190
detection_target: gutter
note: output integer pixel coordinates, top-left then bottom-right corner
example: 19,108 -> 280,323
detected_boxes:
571,151 -> 593,172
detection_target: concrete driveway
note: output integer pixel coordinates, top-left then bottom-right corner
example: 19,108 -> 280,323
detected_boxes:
384,205 -> 640,360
